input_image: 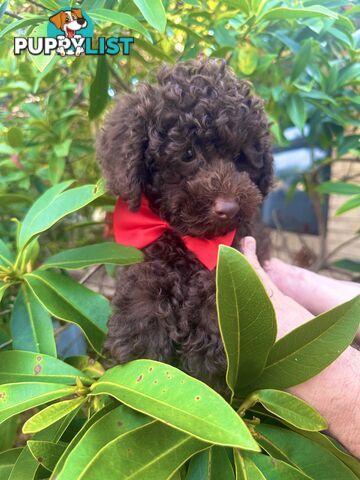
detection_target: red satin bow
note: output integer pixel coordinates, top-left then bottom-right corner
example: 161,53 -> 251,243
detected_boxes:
113,195 -> 236,270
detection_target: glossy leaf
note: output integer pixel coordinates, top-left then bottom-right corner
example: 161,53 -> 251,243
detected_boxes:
0,383 -> 77,426
53,405 -> 152,479
336,195 -> 360,215
28,441 -> 66,472
288,429 -> 360,477
216,246 -> 276,399
332,259 -> 360,273
234,450 -> 266,480
76,420 -> 207,480
90,360 -> 259,450
256,425 -> 358,480
90,9 -> 152,42
41,242 -> 143,270
0,448 -> 22,480
291,39 -> 311,81
259,6 -> 338,22
65,355 -> 105,379
186,447 -> 234,479
240,389 -> 327,431
29,22 -> 54,72
89,55 -> 109,120
287,96 -> 306,131
0,240 -> 14,268
23,397 -> 86,434
133,0 -> 167,33
252,296 -> 360,390
0,416 -> 18,451
10,286 -> 56,357
9,407 -> 80,480
0,16 -> 48,39
316,181 -> 360,195
245,452 -> 310,479
18,181 -> 104,250
52,403 -> 118,477
24,270 -> 109,355
0,283 -> 9,304
0,350 -> 91,385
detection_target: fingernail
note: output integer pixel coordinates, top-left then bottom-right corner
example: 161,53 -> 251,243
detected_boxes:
243,236 -> 256,254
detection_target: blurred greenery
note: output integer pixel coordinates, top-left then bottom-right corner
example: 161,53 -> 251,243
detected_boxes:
1,0 -> 359,248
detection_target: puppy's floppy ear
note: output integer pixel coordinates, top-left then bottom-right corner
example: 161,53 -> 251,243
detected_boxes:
49,11 -> 65,30
97,84 -> 155,211
71,8 -> 83,18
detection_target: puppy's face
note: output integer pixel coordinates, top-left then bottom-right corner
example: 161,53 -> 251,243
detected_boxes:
98,61 -> 273,238
49,9 -> 87,37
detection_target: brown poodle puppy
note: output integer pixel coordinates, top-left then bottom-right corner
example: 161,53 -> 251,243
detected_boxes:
97,60 -> 273,392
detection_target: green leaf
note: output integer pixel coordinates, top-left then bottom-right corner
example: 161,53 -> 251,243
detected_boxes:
0,417 -> 18,451
240,389 -> 326,431
336,194 -> 360,215
53,405 -> 152,479
38,0 -> 61,10
18,181 -> 104,250
133,0 -> 166,33
9,406 -> 79,480
10,286 -> 57,357
0,283 -> 9,304
134,37 -> 172,61
29,22 -> 55,72
0,383 -> 77,426
316,181 -> 360,195
0,16 -> 48,39
332,259 -> 360,273
7,127 -> 23,148
256,425 -> 358,480
186,447 -> 234,479
28,441 -> 65,472
65,356 -> 105,379
238,43 -> 258,75
251,296 -> 360,390
90,9 -> 152,42
90,360 -> 259,450
0,194 -> 31,208
216,246 -> 276,400
259,5 -> 338,22
337,64 -> 360,88
75,420 -> 207,480
41,242 -> 143,270
287,429 -> 360,477
23,397 -> 86,434
29,441 -> 64,472
245,452 -> 311,479
89,55 -> 109,121
234,450 -> 266,480
0,350 -> 91,385
24,270 -> 109,355
287,96 -> 306,130
291,39 -> 312,81
0,448 -> 22,480
0,240 -> 14,268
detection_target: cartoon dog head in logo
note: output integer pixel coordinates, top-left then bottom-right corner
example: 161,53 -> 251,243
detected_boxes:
49,8 -> 87,39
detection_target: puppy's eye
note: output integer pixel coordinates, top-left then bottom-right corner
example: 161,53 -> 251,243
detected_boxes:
65,17 -> 70,23
235,151 -> 247,164
183,148 -> 194,162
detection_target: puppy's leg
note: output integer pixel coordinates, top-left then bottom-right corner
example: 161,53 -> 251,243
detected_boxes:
179,270 -> 228,393
105,261 -> 181,365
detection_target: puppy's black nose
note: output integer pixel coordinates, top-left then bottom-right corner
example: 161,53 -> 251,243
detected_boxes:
213,198 -> 239,219
77,17 -> 86,25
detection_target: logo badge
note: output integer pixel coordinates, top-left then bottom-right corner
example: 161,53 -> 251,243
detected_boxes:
14,8 -> 134,57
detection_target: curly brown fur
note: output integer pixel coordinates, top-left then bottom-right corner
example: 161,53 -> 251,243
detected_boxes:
97,60 -> 273,394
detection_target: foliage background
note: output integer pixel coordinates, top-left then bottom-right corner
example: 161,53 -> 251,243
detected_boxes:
0,1 -> 359,477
